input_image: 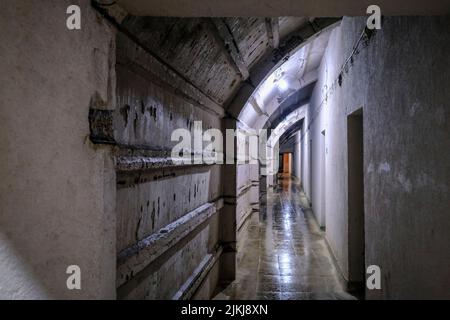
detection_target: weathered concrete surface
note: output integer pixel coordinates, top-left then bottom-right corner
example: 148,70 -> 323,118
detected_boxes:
303,16 -> 450,298
117,213 -> 219,299
110,12 -> 338,301
120,17 -> 241,106
235,125 -> 260,232
113,13 -> 227,299
116,165 -> 222,251
117,199 -> 222,288
3,0 -> 449,301
117,0 -> 450,17
0,0 -> 116,299
174,245 -> 222,300
223,18 -> 269,70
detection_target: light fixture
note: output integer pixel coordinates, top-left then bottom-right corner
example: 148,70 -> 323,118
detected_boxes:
277,78 -> 289,91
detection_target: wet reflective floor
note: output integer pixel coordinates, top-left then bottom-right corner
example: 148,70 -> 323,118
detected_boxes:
215,174 -> 356,300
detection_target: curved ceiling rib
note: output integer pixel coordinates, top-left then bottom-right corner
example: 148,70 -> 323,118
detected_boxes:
262,81 -> 314,131
267,105 -> 307,148
236,22 -> 337,130
279,121 -> 303,146
263,105 -> 306,178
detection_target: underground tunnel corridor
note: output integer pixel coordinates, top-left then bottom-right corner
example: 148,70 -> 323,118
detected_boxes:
1,1 -> 450,302
215,174 -> 356,300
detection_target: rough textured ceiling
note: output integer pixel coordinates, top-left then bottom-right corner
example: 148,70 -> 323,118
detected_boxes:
224,17 -> 268,68
116,0 -> 450,16
94,1 -> 339,126
119,16 -> 314,106
121,17 -> 241,105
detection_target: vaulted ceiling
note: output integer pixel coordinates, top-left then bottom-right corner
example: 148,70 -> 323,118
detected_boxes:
115,0 -> 450,16
94,0 -> 450,151
238,24 -> 334,130
94,0 -> 339,115
117,15 -> 337,108
93,1 -> 344,155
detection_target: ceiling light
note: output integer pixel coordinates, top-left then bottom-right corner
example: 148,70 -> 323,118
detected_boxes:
278,78 -> 289,91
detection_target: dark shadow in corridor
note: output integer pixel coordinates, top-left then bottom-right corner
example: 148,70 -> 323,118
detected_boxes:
215,174 -> 356,300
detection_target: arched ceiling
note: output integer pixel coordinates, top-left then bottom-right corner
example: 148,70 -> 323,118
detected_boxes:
119,16 -> 327,106
118,16 -> 338,106
115,0 -> 450,16
263,81 -> 313,130
93,1 -> 339,116
264,106 -> 306,176
279,121 -> 303,146
267,105 -> 307,148
238,24 -> 335,130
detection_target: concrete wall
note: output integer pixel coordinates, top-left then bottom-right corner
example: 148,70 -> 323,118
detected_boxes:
308,92 -> 327,226
2,2 -> 449,300
292,132 -> 301,179
236,126 -> 259,232
300,16 -> 450,298
301,112 -> 312,199
0,0 -> 116,299
0,0 -> 226,300
114,20 -> 225,300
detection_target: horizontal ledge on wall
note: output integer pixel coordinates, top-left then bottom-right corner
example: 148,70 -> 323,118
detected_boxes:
237,181 -> 259,198
115,155 -> 217,172
116,198 -> 224,288
172,245 -> 223,300
237,207 -> 254,232
237,160 -> 260,166
237,183 -> 252,198
114,147 -> 225,172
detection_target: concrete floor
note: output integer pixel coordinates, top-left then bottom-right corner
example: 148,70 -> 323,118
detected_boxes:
215,174 -> 356,300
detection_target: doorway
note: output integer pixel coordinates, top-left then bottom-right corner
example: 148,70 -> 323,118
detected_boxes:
347,109 -> 365,298
282,153 -> 292,174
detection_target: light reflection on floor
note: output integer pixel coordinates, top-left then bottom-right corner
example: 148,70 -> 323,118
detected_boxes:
215,174 -> 356,300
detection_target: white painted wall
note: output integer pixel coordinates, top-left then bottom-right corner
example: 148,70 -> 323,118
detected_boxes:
307,96 -> 327,227
292,132 -> 301,180
296,17 -> 450,298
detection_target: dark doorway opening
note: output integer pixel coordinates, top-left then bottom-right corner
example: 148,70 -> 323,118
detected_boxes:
347,108 -> 365,299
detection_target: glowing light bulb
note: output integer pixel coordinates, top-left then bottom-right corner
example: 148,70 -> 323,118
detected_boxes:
278,78 -> 289,91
